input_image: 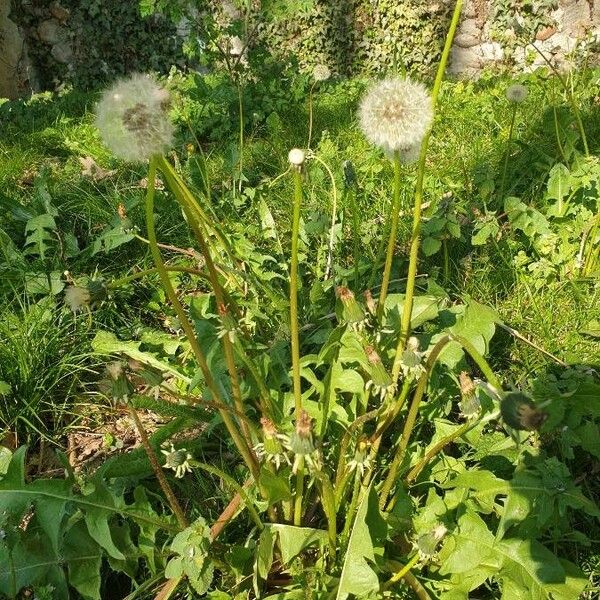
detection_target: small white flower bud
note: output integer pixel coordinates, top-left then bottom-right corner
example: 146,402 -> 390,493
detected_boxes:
288,148 -> 306,167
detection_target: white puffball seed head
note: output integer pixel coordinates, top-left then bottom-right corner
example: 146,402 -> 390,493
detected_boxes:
96,73 -> 174,163
288,148 -> 306,167
506,83 -> 528,104
359,77 -> 433,154
313,64 -> 331,82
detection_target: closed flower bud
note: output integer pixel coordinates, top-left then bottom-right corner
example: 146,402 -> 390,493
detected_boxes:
501,392 -> 547,431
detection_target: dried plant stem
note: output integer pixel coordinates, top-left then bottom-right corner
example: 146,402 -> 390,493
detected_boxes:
145,157 -> 259,482
392,0 -> 463,379
376,151 -> 402,321
127,404 -> 188,529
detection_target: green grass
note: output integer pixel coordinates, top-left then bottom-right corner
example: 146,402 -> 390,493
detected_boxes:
0,67 -> 598,597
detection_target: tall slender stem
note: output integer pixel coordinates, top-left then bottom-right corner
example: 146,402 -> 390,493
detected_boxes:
499,105 -> 517,203
391,0 -> 463,379
380,335 -> 451,510
376,152 -> 403,321
127,404 -> 188,529
157,157 -> 254,447
405,420 -> 473,484
144,157 -> 259,482
382,553 -> 420,590
348,187 -> 361,289
290,168 -> 303,417
307,82 -> 316,150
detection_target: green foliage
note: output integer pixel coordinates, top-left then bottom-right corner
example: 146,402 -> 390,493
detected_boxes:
0,447 -> 176,599
11,0 -> 184,89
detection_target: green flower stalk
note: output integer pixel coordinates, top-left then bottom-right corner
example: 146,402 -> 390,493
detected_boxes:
391,0 -> 464,383
499,83 -> 528,202
358,77 -> 433,320
288,148 -> 305,417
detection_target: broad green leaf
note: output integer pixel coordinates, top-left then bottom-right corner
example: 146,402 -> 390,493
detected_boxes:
439,512 -> 496,575
260,467 -> 292,506
64,519 -> 103,600
270,524 -> 328,565
336,486 -> 386,599
258,198 -> 278,239
422,236 -> 442,256
545,163 -> 571,202
24,213 -> 56,259
92,331 -> 190,383
384,294 -> 440,330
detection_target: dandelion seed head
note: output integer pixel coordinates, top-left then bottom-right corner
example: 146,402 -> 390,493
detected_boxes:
506,83 -> 528,104
313,64 -> 331,82
359,78 -> 433,153
96,73 -> 174,162
288,148 -> 305,167
64,286 -> 90,312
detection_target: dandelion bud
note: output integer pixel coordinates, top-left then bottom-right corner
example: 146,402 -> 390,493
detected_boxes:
363,290 -> 376,315
336,286 -> 365,329
500,392 -> 547,431
313,64 -> 331,82
96,73 -> 174,162
359,77 -> 433,154
288,410 -> 319,473
288,148 -> 305,167
458,372 -> 480,419
401,337 -> 426,379
505,83 -> 528,104
365,345 -> 394,400
106,361 -> 132,401
161,443 -> 194,478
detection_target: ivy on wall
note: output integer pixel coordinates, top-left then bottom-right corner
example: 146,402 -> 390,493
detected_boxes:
260,0 -> 453,77
11,0 -> 185,89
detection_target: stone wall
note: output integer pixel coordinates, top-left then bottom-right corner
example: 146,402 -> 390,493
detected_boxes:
0,0 -> 37,98
450,0 -> 600,75
2,0 -> 600,99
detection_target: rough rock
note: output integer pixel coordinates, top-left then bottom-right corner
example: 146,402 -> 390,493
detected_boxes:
51,40 -> 73,63
49,1 -> 70,24
0,3 -> 25,98
449,46 -> 481,73
463,0 -> 478,19
478,41 -> 503,62
562,0 -> 591,36
460,18 -> 481,37
455,33 -> 480,48
38,19 -> 62,44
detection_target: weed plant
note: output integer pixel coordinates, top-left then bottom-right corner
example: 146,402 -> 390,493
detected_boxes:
0,3 -> 599,598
